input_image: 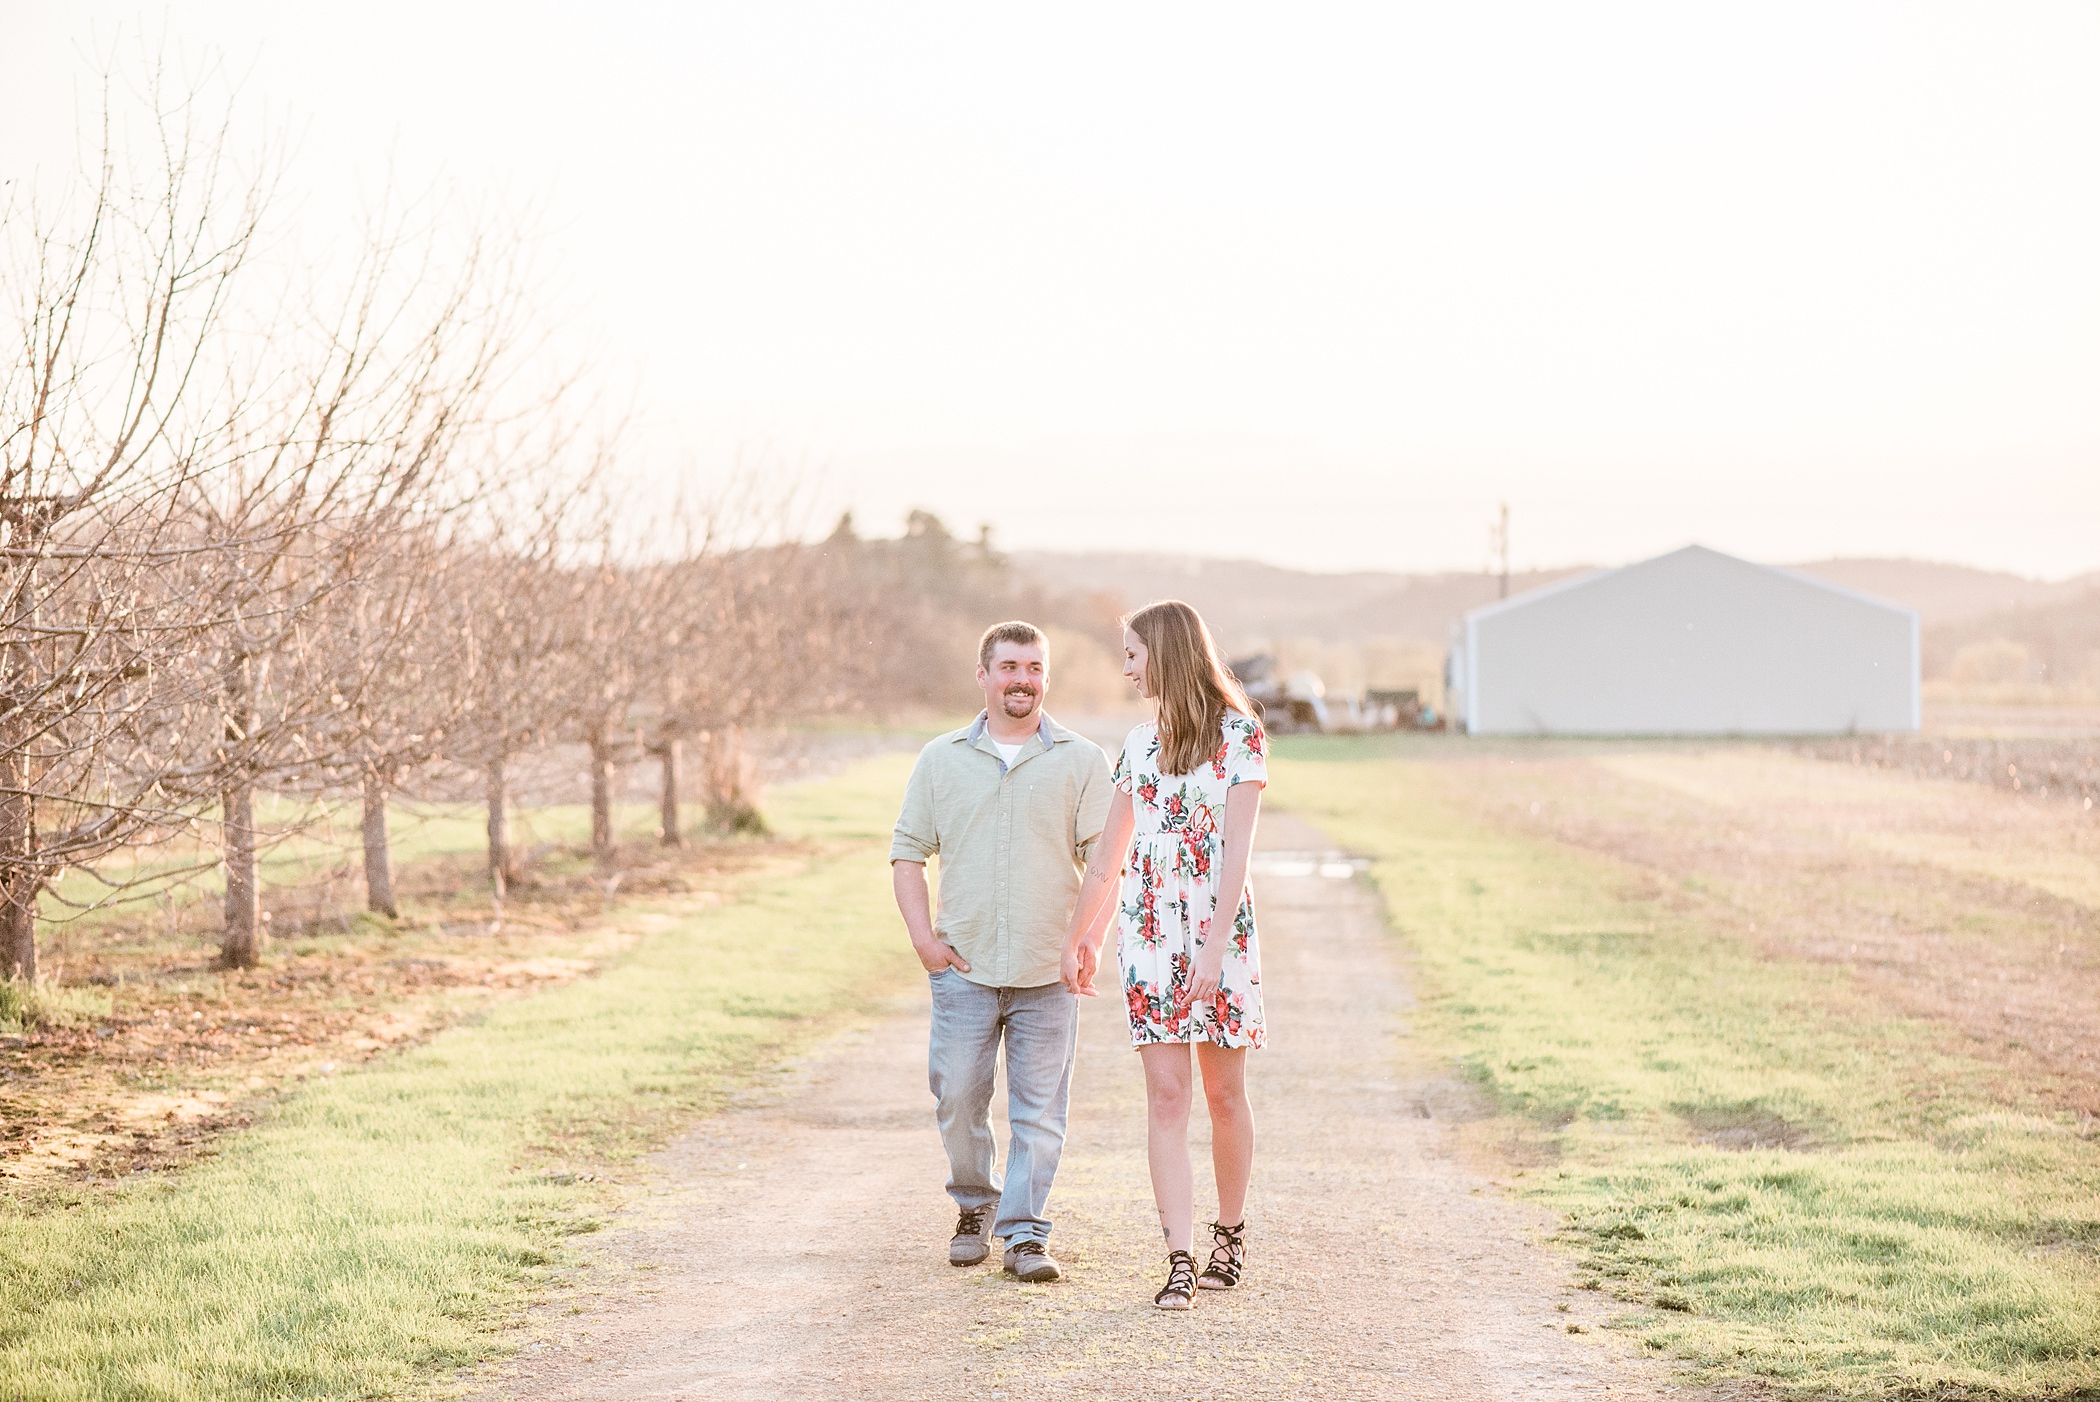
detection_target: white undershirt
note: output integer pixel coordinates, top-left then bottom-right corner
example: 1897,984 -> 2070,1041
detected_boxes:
991,738 -> 1025,766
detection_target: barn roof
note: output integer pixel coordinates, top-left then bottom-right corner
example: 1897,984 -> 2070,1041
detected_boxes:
1462,544 -> 1916,626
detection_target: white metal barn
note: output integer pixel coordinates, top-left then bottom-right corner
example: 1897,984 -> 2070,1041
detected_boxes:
1446,545 -> 1920,736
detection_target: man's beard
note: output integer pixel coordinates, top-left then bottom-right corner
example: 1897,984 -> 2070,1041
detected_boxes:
1001,686 -> 1040,718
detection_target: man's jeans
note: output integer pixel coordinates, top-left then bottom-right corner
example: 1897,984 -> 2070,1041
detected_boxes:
927,970 -> 1078,1246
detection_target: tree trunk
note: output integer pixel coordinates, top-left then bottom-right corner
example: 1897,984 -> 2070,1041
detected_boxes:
589,720 -> 614,858
221,652 -> 263,968
0,887 -> 33,982
221,781 -> 262,967
361,766 -> 397,919
486,754 -> 512,901
0,866 -> 33,983
657,737 -> 682,847
1,560 -> 38,981
704,725 -> 766,835
0,735 -> 36,982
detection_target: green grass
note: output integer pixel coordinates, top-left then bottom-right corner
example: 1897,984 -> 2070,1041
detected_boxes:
0,976 -> 114,1032
39,795 -> 676,943
1272,737 -> 2100,1400
0,754 -> 920,1401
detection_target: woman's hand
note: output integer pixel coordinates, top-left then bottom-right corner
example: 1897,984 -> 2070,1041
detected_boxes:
1062,936 -> 1102,996
1188,925 -> 1226,1006
1059,788 -> 1134,997
1187,782 -> 1260,1013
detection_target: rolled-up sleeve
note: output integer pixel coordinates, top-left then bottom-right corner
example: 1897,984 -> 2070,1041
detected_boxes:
889,747 -> 940,864
1071,745 -> 1113,866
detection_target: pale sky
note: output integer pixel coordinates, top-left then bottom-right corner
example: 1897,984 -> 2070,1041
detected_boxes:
9,2 -> 2100,576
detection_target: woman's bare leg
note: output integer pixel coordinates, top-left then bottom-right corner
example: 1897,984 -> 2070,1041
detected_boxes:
1197,1043 -> 1253,1225
1138,1043 -> 1196,1252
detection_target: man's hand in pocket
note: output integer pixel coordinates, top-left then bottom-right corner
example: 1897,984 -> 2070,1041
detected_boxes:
915,938 -> 971,974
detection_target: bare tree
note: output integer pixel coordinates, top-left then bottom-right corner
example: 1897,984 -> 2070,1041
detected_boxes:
447,460 -> 594,902
624,506 -> 727,846
668,531 -> 869,836
152,194 -> 526,966
322,522 -> 474,919
302,231 -> 550,920
0,71 -> 274,979
2,46 -> 907,981
626,485 -> 801,843
563,532 -> 649,862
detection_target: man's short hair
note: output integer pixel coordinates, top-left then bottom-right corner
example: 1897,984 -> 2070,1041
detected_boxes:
978,620 -> 1048,670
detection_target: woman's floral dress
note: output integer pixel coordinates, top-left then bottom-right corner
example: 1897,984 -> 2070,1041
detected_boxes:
1110,710 -> 1268,1050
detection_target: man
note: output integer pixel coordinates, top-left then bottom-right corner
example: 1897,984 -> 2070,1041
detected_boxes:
891,621 -> 1113,1283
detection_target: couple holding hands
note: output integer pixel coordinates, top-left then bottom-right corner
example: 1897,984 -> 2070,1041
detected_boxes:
890,601 -> 1267,1310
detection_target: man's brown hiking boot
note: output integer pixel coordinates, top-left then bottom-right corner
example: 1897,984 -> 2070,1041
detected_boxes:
1003,1238 -> 1060,1283
950,1205 -> 996,1266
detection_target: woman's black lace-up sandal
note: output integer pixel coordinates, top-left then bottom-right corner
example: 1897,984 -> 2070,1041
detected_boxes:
1153,1250 -> 1199,1310
1199,1219 -> 1245,1290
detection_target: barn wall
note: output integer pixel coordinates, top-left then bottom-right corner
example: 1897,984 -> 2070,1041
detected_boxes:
1467,549 -> 1918,735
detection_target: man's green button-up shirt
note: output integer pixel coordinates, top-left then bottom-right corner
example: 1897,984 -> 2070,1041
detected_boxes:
889,711 -> 1114,990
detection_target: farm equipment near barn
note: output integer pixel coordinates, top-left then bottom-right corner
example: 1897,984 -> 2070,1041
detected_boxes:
1229,655 -> 1441,734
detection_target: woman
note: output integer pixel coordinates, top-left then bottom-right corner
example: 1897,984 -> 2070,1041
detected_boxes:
1061,599 -> 1267,1310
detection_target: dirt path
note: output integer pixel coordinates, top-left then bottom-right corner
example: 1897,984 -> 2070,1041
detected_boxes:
475,813 -> 1695,1400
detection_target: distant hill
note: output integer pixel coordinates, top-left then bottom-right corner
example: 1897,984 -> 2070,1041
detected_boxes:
1012,549 -> 2099,650
1917,585 -> 2100,685
1011,551 -> 1583,649
1785,559 -> 2099,625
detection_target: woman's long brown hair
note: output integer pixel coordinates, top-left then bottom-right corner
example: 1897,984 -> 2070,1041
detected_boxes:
1126,600 -> 1253,776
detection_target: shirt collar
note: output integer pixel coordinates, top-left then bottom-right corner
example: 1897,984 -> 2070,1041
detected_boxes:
962,711 -> 1058,747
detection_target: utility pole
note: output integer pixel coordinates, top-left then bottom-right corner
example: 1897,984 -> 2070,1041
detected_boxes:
1490,501 -> 1510,600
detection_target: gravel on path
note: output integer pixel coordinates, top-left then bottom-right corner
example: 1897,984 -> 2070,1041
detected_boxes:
474,812 -> 1702,1401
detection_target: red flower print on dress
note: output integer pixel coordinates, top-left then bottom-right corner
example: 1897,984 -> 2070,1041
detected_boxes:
1181,806 -> 1217,881
1109,715 -> 1267,1051
1166,951 -> 1193,1024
